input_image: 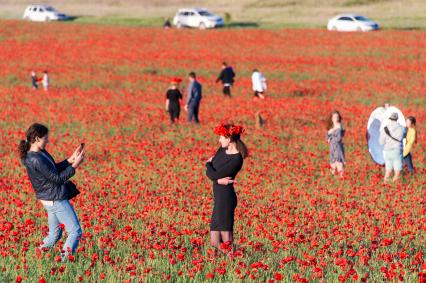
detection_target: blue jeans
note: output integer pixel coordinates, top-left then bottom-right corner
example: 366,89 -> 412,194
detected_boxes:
41,200 -> 82,255
403,153 -> 414,173
187,103 -> 200,123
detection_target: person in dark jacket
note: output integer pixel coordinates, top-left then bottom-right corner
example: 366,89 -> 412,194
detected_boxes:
19,123 -> 85,262
31,71 -> 39,89
215,62 -> 235,97
185,72 -> 202,124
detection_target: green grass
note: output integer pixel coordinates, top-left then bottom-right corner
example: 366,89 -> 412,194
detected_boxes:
70,16 -> 165,27
56,15 -> 426,30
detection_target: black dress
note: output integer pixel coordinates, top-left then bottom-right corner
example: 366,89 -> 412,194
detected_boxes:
206,147 -> 243,231
166,89 -> 182,122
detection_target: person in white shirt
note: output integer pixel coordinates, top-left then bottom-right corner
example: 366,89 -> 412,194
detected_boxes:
251,69 -> 266,99
42,70 -> 49,91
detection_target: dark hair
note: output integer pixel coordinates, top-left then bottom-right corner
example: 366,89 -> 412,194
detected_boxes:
327,110 -> 342,129
407,116 -> 416,126
189,72 -> 196,79
222,124 -> 249,159
18,123 -> 48,159
222,62 -> 227,66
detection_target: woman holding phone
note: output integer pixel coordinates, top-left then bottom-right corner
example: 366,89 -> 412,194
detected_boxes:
19,123 -> 85,262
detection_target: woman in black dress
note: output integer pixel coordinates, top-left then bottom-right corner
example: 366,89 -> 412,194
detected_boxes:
165,78 -> 183,123
206,123 -> 248,253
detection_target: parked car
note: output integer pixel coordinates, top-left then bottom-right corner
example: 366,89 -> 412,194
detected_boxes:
327,14 -> 379,32
23,5 -> 68,22
173,8 -> 224,29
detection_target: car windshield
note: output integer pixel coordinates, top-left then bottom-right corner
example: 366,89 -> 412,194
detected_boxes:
354,16 -> 370,22
45,7 -> 57,12
198,10 -> 213,16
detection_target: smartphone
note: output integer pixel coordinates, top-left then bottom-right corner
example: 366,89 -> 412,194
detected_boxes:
80,143 -> 85,150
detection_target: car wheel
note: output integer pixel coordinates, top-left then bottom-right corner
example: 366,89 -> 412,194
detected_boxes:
176,22 -> 182,29
199,22 -> 206,30
332,26 -> 337,31
357,26 -> 362,32
45,16 -> 50,22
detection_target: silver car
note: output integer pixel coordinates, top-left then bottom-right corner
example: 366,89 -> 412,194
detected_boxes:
173,8 -> 224,29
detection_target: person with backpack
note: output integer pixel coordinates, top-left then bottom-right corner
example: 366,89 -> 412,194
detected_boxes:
379,112 -> 405,183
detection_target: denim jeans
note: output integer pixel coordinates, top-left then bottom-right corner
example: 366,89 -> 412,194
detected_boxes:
40,200 -> 82,255
187,103 -> 200,123
403,153 -> 414,173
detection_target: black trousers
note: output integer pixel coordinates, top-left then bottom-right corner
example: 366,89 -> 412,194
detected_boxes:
223,86 -> 231,97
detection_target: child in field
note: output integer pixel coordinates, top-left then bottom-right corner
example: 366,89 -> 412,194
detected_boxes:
31,71 -> 39,89
42,70 -> 49,91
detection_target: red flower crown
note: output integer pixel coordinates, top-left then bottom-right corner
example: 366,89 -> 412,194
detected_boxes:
213,123 -> 245,137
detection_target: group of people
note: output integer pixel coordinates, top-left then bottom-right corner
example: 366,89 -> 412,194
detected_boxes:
379,113 -> 417,183
165,72 -> 202,124
326,109 -> 417,183
20,108 -> 418,263
31,70 -> 49,91
164,62 -> 267,124
19,63 -> 418,263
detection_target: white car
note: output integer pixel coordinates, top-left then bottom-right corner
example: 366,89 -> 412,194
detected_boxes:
23,5 -> 68,22
327,14 -> 379,32
173,8 -> 224,29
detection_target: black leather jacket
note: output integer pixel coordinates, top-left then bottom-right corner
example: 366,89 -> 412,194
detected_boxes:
22,150 -> 75,201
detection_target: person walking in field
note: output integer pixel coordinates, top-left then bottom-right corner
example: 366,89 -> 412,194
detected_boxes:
326,110 -> 345,177
216,62 -> 235,97
19,123 -> 85,262
31,71 -> 39,90
379,112 -> 405,183
206,123 -> 248,256
42,70 -> 49,91
185,72 -> 202,124
251,69 -> 266,99
165,78 -> 183,124
403,116 -> 417,174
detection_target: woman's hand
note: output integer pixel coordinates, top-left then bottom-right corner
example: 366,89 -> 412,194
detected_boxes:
72,149 -> 85,169
68,144 -> 83,163
218,177 -> 234,185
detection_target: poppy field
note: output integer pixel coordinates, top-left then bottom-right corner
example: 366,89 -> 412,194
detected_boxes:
0,21 -> 425,282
